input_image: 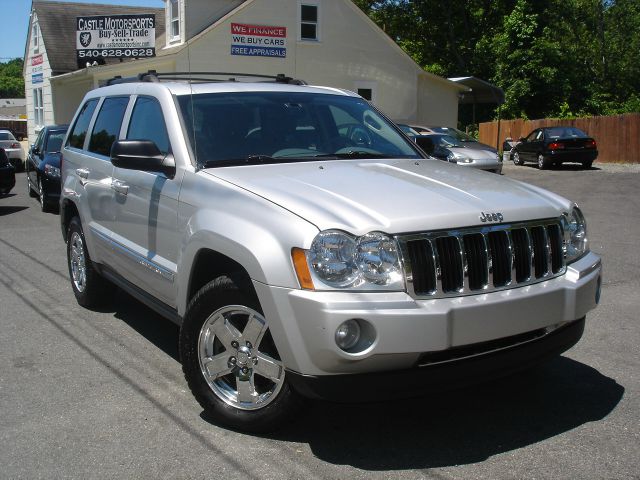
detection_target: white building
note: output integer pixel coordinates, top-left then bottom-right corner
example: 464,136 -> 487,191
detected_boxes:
24,0 -> 466,144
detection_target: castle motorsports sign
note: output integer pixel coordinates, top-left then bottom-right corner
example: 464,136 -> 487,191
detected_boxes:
76,14 -> 156,60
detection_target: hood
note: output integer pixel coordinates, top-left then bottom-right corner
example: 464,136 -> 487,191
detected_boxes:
204,158 -> 571,235
449,146 -> 498,161
459,140 -> 498,153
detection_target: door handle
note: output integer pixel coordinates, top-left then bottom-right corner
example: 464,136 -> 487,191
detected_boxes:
75,168 -> 89,179
111,179 -> 129,195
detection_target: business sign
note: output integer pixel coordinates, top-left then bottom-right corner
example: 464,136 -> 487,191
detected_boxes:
230,23 -> 286,58
32,73 -> 43,84
76,14 -> 156,59
31,54 -> 43,66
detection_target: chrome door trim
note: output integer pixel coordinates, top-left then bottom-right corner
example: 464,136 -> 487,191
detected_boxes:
89,226 -> 175,283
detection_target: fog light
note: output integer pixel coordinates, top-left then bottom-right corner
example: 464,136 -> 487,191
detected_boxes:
335,319 -> 361,350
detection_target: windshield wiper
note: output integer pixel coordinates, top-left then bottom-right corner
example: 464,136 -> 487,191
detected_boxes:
202,155 -> 284,168
202,154 -> 325,168
313,151 -> 392,159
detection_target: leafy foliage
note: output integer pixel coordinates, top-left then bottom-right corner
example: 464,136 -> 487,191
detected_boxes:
0,59 -> 25,98
352,0 -> 640,120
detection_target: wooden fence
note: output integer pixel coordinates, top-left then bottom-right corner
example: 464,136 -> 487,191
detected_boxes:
479,113 -> 640,164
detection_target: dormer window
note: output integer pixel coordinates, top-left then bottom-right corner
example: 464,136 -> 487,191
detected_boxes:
169,0 -> 180,42
300,3 -> 319,41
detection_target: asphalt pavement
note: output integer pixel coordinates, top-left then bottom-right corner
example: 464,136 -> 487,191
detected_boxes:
0,161 -> 638,479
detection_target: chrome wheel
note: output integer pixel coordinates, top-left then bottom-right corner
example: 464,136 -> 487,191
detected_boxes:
198,305 -> 285,411
537,154 -> 547,169
513,151 -> 523,165
38,178 -> 45,209
69,231 -> 87,292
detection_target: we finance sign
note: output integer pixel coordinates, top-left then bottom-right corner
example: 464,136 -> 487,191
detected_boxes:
230,23 -> 286,58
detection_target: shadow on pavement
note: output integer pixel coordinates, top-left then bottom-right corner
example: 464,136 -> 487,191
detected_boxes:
266,357 -> 622,470
0,205 -> 29,216
111,289 -> 180,361
104,288 -> 623,471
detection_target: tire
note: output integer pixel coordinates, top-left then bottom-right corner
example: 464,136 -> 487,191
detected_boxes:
513,151 -> 524,166
27,176 -> 37,198
39,177 -> 51,212
582,160 -> 593,169
537,153 -> 549,170
66,216 -> 114,308
180,276 -> 301,433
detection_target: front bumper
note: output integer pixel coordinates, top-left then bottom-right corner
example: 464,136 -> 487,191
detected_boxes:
288,317 -> 585,401
254,252 -> 601,378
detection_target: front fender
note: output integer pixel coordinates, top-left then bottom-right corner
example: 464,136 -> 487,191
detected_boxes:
175,172 -> 319,316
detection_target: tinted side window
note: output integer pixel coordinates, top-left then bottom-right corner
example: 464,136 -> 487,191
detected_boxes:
34,129 -> 45,152
126,97 -> 170,154
68,99 -> 98,149
88,97 -> 129,157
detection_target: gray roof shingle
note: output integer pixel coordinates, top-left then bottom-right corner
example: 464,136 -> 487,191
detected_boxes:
32,0 -> 165,74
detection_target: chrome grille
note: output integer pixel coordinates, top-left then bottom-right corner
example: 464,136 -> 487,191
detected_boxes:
399,219 -> 566,299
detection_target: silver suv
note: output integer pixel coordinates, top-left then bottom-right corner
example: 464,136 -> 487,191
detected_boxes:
60,72 -> 602,432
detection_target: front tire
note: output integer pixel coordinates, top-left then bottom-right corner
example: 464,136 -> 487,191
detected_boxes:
513,151 -> 524,165
66,216 -> 114,308
180,276 -> 301,432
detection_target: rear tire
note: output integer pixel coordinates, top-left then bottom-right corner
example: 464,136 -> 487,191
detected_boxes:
66,216 -> 114,308
537,153 -> 549,170
582,160 -> 593,169
180,275 -> 302,433
27,177 -> 37,198
39,177 -> 51,213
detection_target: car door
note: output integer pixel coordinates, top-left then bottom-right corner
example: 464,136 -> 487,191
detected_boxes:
520,129 -> 540,162
109,95 -> 181,307
63,97 -> 128,265
28,129 -> 45,188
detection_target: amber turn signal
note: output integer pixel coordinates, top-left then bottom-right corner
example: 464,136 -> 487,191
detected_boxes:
291,248 -> 314,290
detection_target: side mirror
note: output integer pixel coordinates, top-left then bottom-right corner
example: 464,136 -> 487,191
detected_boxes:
31,144 -> 39,155
415,136 -> 435,154
110,140 -> 175,177
518,137 -> 526,143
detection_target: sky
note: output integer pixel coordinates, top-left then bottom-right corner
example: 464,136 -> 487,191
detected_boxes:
0,0 -> 164,61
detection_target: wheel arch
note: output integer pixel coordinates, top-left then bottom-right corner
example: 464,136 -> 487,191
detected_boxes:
60,198 -> 80,242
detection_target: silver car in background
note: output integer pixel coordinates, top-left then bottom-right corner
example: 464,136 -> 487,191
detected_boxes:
416,132 -> 503,173
0,130 -> 25,171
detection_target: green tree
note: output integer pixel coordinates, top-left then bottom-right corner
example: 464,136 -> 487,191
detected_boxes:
0,58 -> 25,98
352,0 -> 640,120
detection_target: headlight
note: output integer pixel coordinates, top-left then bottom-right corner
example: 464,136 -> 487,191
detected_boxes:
306,230 -> 404,290
44,164 -> 61,178
563,206 -> 589,263
447,151 -> 472,164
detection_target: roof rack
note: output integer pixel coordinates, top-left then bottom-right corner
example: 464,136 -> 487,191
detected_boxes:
104,70 -> 307,86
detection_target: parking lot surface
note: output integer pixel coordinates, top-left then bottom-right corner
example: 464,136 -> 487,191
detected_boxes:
1,162 -> 638,479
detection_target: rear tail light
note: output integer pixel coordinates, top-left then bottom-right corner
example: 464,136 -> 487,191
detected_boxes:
586,140 -> 597,149
10,142 -> 20,149
548,142 -> 565,150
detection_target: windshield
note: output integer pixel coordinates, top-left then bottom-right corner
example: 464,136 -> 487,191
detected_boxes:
428,127 -> 476,143
177,92 -> 421,167
545,127 -> 588,139
45,131 -> 66,153
432,134 -> 462,148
